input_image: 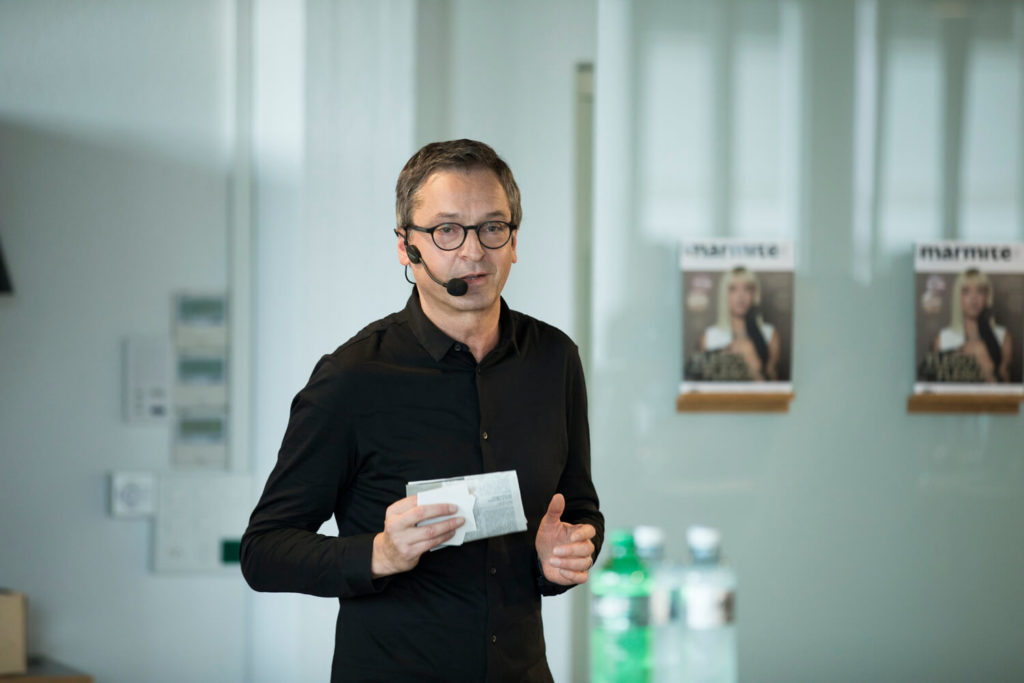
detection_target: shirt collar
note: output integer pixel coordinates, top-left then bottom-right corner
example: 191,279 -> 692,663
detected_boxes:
404,288 -> 520,363
492,298 -> 520,361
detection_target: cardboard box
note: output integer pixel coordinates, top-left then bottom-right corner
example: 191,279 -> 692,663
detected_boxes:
0,589 -> 27,675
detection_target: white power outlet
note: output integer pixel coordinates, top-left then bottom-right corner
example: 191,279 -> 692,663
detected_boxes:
110,471 -> 157,518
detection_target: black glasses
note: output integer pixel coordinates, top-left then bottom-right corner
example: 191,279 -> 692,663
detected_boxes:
404,221 -> 516,251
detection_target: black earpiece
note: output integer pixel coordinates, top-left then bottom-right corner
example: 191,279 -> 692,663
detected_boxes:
406,244 -> 422,264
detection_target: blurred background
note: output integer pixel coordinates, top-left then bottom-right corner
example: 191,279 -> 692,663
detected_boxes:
1,0 -> 1023,681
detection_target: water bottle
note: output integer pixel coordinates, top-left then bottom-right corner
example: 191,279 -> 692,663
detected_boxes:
633,526 -> 683,682
681,526 -> 737,683
590,529 -> 653,682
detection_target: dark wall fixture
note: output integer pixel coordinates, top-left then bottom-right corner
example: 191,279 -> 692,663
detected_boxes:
0,237 -> 11,294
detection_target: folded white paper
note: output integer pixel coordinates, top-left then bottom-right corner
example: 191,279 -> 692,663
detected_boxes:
416,481 -> 477,547
407,470 -> 528,547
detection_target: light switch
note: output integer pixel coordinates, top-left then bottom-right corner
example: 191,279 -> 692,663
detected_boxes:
110,471 -> 157,518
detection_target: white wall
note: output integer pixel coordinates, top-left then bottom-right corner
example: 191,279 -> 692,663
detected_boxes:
0,1 -> 245,681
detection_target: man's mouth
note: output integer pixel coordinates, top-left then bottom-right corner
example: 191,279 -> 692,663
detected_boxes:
458,273 -> 488,285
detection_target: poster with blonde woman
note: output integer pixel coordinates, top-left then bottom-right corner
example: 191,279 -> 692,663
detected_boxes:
681,240 -> 794,394
914,242 -> 1024,395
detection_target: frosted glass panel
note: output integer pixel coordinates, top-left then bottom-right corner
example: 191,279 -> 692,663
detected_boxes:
960,7 -> 1022,241
637,1 -> 714,238
592,1 -> 1024,681
732,3 -> 791,238
636,0 -> 800,241
879,4 -> 943,256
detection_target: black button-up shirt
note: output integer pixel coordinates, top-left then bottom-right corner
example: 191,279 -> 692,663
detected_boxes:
241,290 -> 603,682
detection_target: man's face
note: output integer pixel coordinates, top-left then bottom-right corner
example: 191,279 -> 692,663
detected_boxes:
398,167 -> 517,320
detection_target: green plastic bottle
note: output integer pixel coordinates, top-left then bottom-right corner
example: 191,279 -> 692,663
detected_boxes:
590,529 -> 653,682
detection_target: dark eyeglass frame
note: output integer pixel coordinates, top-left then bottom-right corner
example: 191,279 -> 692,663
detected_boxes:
403,221 -> 517,251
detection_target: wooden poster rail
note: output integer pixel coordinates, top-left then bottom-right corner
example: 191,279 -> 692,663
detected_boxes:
676,392 -> 795,413
906,393 -> 1022,414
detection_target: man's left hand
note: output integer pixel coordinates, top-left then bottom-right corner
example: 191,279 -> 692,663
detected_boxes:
535,493 -> 596,586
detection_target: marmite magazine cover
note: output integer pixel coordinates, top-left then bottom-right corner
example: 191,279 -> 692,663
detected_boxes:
681,239 -> 794,395
914,241 -> 1024,395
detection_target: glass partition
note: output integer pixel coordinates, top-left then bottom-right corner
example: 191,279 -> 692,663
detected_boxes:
590,1 -> 1024,679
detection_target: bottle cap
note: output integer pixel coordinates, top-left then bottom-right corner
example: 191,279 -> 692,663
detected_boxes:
686,525 -> 721,552
608,528 -> 635,545
607,528 -> 636,558
633,525 -> 665,550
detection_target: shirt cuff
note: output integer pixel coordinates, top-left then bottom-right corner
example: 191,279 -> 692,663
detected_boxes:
534,555 -> 573,597
339,532 -> 393,596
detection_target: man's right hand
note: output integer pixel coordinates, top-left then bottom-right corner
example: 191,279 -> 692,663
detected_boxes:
371,495 -> 465,578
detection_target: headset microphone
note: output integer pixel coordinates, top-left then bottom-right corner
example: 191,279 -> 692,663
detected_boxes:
405,244 -> 469,297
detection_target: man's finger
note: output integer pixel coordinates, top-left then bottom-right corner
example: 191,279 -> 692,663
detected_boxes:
552,539 -> 594,557
412,526 -> 460,551
543,493 -> 565,522
410,515 -> 465,542
549,555 -> 592,571
559,568 -> 589,584
407,503 -> 459,525
568,524 -> 596,543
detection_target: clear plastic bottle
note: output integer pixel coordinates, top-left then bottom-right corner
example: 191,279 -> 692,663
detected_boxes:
651,561 -> 686,682
681,526 -> 737,683
633,525 -> 684,683
590,529 -> 654,682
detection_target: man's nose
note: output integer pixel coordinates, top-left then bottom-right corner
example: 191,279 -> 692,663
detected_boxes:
458,228 -> 486,258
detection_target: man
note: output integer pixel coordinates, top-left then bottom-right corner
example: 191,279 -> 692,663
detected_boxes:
241,139 -> 603,681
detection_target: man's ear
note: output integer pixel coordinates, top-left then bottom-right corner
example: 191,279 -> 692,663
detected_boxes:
510,231 -> 518,264
395,229 -> 411,267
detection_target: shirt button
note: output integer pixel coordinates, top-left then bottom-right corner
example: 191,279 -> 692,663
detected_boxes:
490,567 -> 497,576
491,635 -> 497,644
454,343 -> 462,352
482,432 -> 489,440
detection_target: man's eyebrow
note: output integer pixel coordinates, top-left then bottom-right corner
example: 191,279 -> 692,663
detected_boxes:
428,210 -> 510,221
